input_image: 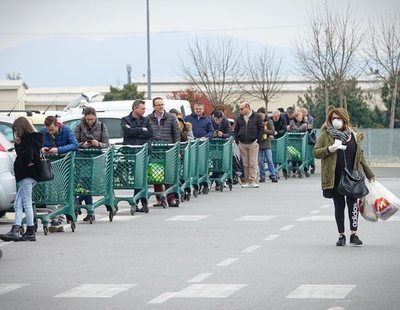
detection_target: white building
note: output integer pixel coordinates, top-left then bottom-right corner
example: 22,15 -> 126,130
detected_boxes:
0,78 -> 383,114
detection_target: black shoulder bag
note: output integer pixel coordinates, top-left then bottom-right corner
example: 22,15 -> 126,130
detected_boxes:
337,150 -> 369,198
35,151 -> 54,182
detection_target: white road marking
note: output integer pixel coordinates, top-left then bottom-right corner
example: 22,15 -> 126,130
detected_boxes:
0,284 -> 29,295
188,273 -> 213,283
97,215 -> 143,222
174,284 -> 247,298
296,216 -> 335,222
165,215 -> 210,221
148,292 -> 178,304
264,234 -> 279,241
286,284 -> 356,299
280,225 -> 295,231
55,284 -> 136,298
216,258 -> 239,267
235,215 -> 276,221
241,245 -> 261,253
321,204 -> 331,209
309,210 -> 321,215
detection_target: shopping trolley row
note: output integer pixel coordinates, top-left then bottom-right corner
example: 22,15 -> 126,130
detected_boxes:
31,138 -> 234,234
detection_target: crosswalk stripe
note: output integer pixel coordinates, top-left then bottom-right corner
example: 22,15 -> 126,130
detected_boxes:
0,284 -> 29,295
216,258 -> 239,267
235,215 -> 276,221
296,216 -> 335,222
54,284 -> 136,298
241,245 -> 261,253
188,273 -> 213,283
264,234 -> 279,241
286,284 -> 355,299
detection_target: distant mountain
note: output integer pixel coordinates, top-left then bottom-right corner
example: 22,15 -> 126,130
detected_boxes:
0,34 -> 294,87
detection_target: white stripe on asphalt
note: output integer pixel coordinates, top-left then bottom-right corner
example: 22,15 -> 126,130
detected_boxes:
309,210 -> 321,215
280,225 -> 295,231
235,215 -> 276,221
241,245 -> 261,253
165,215 -> 210,221
264,234 -> 279,241
296,216 -> 335,222
0,284 -> 29,295
55,284 -> 136,298
286,284 -> 356,299
188,273 -> 213,283
148,292 -> 178,304
173,284 -> 248,298
216,258 -> 239,267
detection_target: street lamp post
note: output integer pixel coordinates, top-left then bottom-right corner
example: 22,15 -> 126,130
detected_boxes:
146,0 -> 152,100
126,64 -> 132,85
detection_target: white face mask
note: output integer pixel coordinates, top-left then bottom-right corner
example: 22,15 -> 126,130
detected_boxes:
332,118 -> 343,130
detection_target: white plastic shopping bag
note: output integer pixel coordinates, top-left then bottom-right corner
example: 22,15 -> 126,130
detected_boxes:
357,189 -> 378,222
364,180 -> 400,220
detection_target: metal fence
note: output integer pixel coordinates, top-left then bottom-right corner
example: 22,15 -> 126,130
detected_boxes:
316,129 -> 400,165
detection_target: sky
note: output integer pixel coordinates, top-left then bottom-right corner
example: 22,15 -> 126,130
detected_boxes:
0,0 -> 399,87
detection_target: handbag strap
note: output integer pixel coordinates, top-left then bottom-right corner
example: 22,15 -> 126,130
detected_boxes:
341,149 -> 348,169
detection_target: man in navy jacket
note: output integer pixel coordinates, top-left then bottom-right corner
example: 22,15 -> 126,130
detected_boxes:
184,102 -> 214,140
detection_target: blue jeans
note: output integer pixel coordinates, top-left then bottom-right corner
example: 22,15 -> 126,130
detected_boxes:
258,148 -> 276,177
14,177 -> 37,226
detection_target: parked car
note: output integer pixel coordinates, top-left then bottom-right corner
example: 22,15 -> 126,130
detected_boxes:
0,115 -> 15,142
0,132 -> 16,218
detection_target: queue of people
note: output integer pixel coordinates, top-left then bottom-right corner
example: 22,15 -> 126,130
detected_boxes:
0,99 -> 314,242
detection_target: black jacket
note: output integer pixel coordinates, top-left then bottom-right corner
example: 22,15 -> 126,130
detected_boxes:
271,116 -> 287,139
14,132 -> 43,182
121,113 -> 153,145
234,111 -> 263,144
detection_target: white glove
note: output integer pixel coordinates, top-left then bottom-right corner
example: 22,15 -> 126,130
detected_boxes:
328,144 -> 339,153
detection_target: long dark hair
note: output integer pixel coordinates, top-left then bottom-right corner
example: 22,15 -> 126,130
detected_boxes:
12,116 -> 36,138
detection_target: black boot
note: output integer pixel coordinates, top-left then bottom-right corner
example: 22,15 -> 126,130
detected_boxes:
0,225 -> 21,242
19,226 -> 36,242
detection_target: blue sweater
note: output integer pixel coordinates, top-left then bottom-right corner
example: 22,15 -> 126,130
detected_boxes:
40,125 -> 79,154
184,113 -> 214,139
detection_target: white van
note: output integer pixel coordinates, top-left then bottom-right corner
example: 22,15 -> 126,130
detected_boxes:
63,99 -> 193,118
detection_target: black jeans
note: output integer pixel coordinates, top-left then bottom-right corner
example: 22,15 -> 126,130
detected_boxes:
332,191 -> 358,234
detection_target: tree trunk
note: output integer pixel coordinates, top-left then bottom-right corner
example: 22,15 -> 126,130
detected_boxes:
324,86 -> 329,112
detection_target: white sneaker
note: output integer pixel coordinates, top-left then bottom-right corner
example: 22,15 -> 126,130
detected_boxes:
241,183 -> 249,188
249,183 -> 259,188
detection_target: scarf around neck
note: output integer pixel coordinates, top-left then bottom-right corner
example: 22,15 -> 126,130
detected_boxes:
327,125 -> 351,143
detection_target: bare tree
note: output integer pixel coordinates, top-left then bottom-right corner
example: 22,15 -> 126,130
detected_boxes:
242,47 -> 284,112
293,1 -> 361,110
180,36 -> 242,107
366,10 -> 400,129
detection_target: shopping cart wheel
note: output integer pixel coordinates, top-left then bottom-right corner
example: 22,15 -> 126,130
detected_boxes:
89,215 -> 94,224
109,211 -> 114,222
0,248 -> 3,259
305,171 -> 311,177
298,172 -> 303,179
43,225 -> 48,236
310,166 -> 315,174
229,183 -> 233,191
283,170 -> 288,179
161,199 -> 168,208
193,188 -> 199,198
142,201 -> 149,213
201,186 -> 209,195
71,222 -> 76,232
130,205 -> 136,216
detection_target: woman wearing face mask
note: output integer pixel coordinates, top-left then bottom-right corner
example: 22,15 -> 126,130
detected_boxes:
313,108 -> 375,246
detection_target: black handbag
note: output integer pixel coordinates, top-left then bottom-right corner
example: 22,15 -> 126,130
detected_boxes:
337,150 -> 369,198
35,151 -> 54,182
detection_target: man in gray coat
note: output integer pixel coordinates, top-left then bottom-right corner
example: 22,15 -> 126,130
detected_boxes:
148,97 -> 180,206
